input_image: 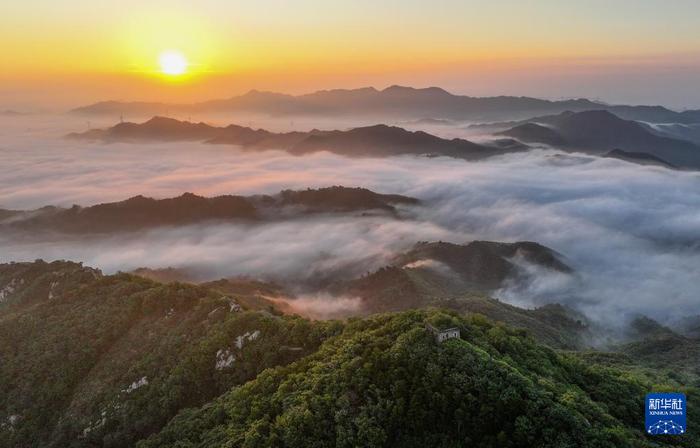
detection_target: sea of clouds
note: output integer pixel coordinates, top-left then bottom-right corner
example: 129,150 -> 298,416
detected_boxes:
1,114 -> 699,325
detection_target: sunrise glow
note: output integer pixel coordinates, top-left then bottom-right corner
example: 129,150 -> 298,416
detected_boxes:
2,1 -> 700,107
158,50 -> 188,76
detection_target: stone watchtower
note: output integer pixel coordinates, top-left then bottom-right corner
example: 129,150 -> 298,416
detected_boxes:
426,322 -> 461,343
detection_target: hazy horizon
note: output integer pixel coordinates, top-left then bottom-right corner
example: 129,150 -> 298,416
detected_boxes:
3,0 -> 700,110
5,76 -> 700,113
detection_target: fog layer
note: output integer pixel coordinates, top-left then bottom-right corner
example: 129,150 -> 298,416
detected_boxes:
1,115 -> 699,324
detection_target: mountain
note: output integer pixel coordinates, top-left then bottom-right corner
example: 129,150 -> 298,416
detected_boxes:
497,110 -> 700,169
603,149 -> 676,168
270,186 -> 418,212
394,240 -> 571,290
286,124 -> 506,159
125,238 -> 583,347
69,86 -> 601,121
0,187 -> 419,234
345,263 -> 586,348
2,193 -> 258,234
1,260 -> 697,447
600,104 -> 700,124
70,85 -> 700,124
68,116 -> 524,160
403,117 -> 456,126
614,317 -> 700,376
130,238 -> 579,340
67,117 -> 273,143
87,117 -> 222,141
139,309 -> 695,448
645,122 -> 700,145
326,241 -> 578,345
0,209 -> 20,221
130,267 -> 203,284
675,315 -> 700,339
496,122 -> 567,146
130,239 -> 582,347
0,260 -> 335,447
337,240 -> 570,306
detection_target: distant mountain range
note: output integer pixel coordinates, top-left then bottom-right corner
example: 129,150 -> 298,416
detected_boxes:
68,116 -> 525,160
0,187 -> 419,234
494,110 -> 700,169
70,85 -> 700,123
68,112 -> 700,169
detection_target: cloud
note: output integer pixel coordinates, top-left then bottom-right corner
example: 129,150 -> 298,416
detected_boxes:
0,218 -> 455,286
265,293 -> 364,320
1,115 -> 700,326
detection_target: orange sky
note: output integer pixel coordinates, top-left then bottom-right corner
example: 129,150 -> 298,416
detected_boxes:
2,0 -> 700,109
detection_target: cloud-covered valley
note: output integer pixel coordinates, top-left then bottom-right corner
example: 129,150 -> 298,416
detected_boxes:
1,115 -> 699,326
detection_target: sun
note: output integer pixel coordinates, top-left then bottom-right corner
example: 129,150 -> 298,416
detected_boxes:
158,50 -> 188,76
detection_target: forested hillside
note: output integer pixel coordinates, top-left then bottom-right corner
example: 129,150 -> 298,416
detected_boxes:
139,309 -> 697,447
1,261 -> 696,447
0,261 -> 339,447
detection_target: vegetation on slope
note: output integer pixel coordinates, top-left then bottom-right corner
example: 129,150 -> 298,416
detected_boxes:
0,261 -> 340,447
140,310 -> 698,448
1,261 -> 697,447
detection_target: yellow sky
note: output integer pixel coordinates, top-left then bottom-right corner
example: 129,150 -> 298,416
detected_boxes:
2,0 -> 700,108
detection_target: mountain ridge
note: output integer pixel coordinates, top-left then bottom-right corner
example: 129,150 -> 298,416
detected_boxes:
0,187 -> 419,234
496,110 -> 700,169
70,85 -> 700,123
68,117 -> 524,160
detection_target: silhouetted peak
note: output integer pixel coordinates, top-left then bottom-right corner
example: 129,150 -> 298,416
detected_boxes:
381,85 -> 451,96
382,85 -> 411,92
120,194 -> 154,204
561,98 -> 600,106
177,192 -> 203,199
124,194 -> 149,201
242,89 -> 287,97
144,116 -> 182,125
565,110 -> 622,121
351,124 -> 396,131
313,87 -> 379,95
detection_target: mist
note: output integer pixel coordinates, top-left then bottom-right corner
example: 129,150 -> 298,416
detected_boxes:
1,114 -> 699,326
